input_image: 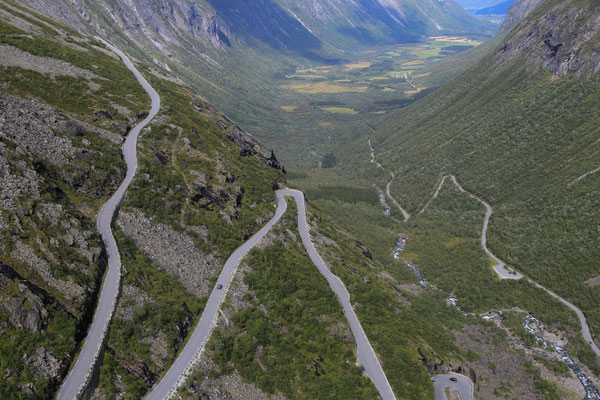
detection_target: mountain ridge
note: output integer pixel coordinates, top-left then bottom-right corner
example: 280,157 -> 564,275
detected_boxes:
23,0 -> 495,56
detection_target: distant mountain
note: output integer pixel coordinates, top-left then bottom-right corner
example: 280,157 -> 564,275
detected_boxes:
455,0 -> 508,9
271,0 -> 496,48
473,0 -> 516,14
23,0 -> 495,56
501,0 -> 545,31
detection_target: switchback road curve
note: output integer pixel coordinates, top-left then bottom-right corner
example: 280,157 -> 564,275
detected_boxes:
147,189 -> 396,400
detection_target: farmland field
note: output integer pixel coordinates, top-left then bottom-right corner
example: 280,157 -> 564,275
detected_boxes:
276,37 -> 479,125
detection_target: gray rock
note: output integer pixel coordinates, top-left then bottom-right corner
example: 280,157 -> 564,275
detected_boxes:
117,208 -> 222,298
501,0 -> 544,32
0,281 -> 48,332
58,120 -> 85,137
20,346 -> 65,382
496,1 -> 600,78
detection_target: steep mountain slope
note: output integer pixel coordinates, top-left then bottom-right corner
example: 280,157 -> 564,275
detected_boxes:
372,0 -> 600,375
0,3 -> 286,398
18,0 -> 496,172
24,0 -> 494,55
0,4 -> 149,396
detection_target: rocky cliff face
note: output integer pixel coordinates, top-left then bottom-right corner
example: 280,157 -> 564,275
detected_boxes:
497,0 -> 600,77
23,0 -> 493,58
500,0 -> 544,32
23,0 -> 231,50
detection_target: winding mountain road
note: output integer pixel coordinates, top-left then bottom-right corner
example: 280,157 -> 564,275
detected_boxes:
447,175 -> 600,359
286,189 -> 396,400
148,189 -> 396,399
395,173 -> 600,398
57,39 -> 160,400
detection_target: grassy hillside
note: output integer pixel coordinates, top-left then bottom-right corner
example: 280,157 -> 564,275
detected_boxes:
369,0 -> 600,373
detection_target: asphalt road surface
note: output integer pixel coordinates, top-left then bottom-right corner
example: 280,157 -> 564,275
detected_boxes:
449,176 -> 523,279
57,38 -> 160,400
147,189 -> 396,400
433,374 -> 473,400
283,189 -> 396,400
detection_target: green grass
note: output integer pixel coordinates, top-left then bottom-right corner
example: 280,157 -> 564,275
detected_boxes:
523,361 -> 561,400
0,35 -> 148,116
361,3 -> 600,374
305,185 -> 379,205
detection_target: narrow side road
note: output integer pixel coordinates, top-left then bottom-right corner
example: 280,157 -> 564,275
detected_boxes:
448,175 -> 600,358
449,176 -> 522,280
368,138 -> 410,221
57,39 -> 160,400
419,176 -> 448,215
148,189 -> 396,400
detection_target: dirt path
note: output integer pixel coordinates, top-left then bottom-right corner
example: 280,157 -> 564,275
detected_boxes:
367,137 -> 410,220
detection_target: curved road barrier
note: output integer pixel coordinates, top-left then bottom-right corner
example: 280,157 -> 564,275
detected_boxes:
57,39 -> 160,400
432,373 -> 473,400
147,189 -> 396,400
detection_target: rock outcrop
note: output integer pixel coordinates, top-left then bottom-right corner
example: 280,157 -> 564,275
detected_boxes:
497,0 -> 600,78
117,209 -> 221,298
501,0 -> 545,32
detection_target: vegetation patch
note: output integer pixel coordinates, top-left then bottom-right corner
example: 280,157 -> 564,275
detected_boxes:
321,106 -> 359,114
344,61 -> 373,70
280,105 -> 298,112
306,186 -> 378,205
283,82 -> 367,94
